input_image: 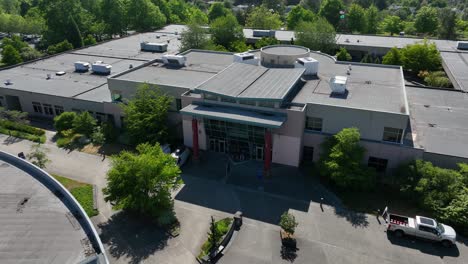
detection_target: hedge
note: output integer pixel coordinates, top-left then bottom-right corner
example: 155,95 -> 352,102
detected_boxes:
0,126 -> 46,143
0,119 -> 45,136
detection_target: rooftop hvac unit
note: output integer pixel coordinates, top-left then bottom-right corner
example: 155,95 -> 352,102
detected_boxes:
140,41 -> 168,52
162,54 -> 186,67
74,61 -> 90,72
252,30 -> 275,38
294,57 -> 319,75
91,61 -> 112,75
330,76 -> 348,94
233,52 -> 259,66
457,41 -> 468,50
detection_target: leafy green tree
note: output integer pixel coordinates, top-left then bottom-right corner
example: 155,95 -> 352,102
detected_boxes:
295,18 -> 336,54
401,40 -> 441,73
279,211 -> 299,235
353,0 -> 373,8
91,126 -> 106,145
73,111 -> 97,137
1,0 -> 20,14
414,6 -> 439,35
230,39 -> 251,52
20,46 -> 42,61
83,34 -> 97,46
47,40 -> 73,54
167,0 -> 189,23
127,0 -> 166,31
318,0 -> 345,28
336,47 -> 352,61
210,14 -> 244,50
380,15 -> 403,35
246,6 -> 282,30
255,37 -> 280,49
347,3 -> 366,33
262,0 -> 286,14
299,0 -> 321,12
364,4 -> 379,34
208,2 -> 229,22
24,7 -> 46,34
0,107 -> 28,124
180,22 -> 211,51
54,112 -> 78,133
1,44 -> 22,65
121,84 -> 172,145
319,127 -> 376,190
100,0 -> 127,36
382,47 -> 403,66
187,5 -> 208,25
27,144 -> 50,169
103,143 -> 182,218
287,5 -> 316,30
1,35 -> 28,50
438,7 -> 458,40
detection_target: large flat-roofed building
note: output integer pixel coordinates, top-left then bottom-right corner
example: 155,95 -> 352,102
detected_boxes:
0,151 -> 107,263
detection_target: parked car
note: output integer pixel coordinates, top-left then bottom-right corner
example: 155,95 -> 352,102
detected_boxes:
171,146 -> 191,166
383,207 -> 457,247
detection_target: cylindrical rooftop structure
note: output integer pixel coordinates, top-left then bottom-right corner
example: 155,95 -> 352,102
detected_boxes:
260,45 -> 310,67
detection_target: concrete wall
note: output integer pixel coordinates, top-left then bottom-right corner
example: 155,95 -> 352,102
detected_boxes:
423,152 -> 468,170
0,151 -> 109,264
306,103 -> 409,142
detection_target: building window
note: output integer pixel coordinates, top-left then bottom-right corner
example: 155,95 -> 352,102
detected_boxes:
54,105 -> 64,115
112,92 -> 122,102
176,98 -> 182,111
239,100 -> 256,106
43,104 -> 54,115
95,112 -> 106,123
305,117 -> 323,132
32,102 -> 42,114
71,108 -> 81,113
368,157 -> 388,172
258,101 -> 276,108
204,93 -> 218,101
220,97 -> 236,103
382,127 -> 403,143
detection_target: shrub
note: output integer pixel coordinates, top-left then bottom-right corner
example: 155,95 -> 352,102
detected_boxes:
0,126 -> 45,143
72,112 -> 97,137
102,121 -> 119,143
91,126 -> 105,145
0,119 -> 44,136
423,71 -> 452,87
54,112 -> 77,133
279,212 -> 298,235
336,47 -> 352,61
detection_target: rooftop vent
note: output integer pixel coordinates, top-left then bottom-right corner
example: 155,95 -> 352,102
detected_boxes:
74,61 -> 90,72
330,76 -> 347,94
46,74 -> 51,80
253,29 -> 275,38
295,57 -> 318,75
4,79 -> 12,85
56,71 -> 66,76
233,52 -> 259,65
162,54 -> 186,67
91,61 -> 112,75
457,41 -> 468,50
140,41 -> 168,52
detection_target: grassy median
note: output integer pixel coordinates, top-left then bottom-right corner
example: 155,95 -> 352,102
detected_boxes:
52,174 -> 98,217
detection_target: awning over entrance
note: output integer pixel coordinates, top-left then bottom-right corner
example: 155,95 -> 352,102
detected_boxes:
180,103 -> 286,129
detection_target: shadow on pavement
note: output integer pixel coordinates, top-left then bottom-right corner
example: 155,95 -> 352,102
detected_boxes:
281,245 -> 298,262
386,232 -> 460,258
98,211 -> 170,264
334,206 -> 369,228
2,136 -> 23,145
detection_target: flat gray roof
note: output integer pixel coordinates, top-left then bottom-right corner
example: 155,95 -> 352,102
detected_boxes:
196,63 -> 305,100
440,51 -> 468,92
407,87 -> 468,158
0,159 -> 93,263
181,103 -> 286,128
292,52 -> 407,114
261,45 -> 309,56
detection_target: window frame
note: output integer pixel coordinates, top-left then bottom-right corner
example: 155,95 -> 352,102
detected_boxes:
43,104 -> 54,115
305,116 -> 323,132
54,105 -> 64,115
368,156 -> 388,172
382,127 -> 403,143
32,102 -> 43,114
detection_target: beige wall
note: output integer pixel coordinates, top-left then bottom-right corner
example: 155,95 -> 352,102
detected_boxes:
306,103 -> 409,142
423,152 -> 468,170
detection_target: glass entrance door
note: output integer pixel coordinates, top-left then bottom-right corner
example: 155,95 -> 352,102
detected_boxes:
209,138 -> 226,153
255,146 -> 263,160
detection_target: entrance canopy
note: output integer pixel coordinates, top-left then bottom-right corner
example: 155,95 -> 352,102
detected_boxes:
180,103 -> 286,129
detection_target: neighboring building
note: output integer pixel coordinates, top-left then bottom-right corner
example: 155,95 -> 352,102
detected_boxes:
0,151 -> 108,263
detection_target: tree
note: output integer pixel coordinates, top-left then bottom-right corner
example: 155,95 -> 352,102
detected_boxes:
103,143 -> 182,218
2,44 -> 22,65
318,0 -> 345,28
347,3 -> 366,33
208,2 -> 229,22
73,111 -> 97,137
210,14 -> 244,50
246,6 -> 282,30
380,15 -> 403,36
401,40 -> 441,73
255,37 -> 280,49
121,84 -> 172,145
364,5 -> 379,34
180,22 -> 211,51
83,35 -> 97,46
414,6 -> 439,35
319,127 -> 376,190
299,0 -> 321,12
54,112 -> 77,133
295,18 -> 336,54
127,0 -> 166,31
438,8 -> 458,40
336,47 -> 352,61
187,5 -> 208,25
382,47 -> 403,66
287,5 -> 316,30
208,216 -> 222,254
1,35 -> 28,51
100,0 -> 127,36
262,0 -> 286,13
47,40 -> 74,54
279,211 -> 298,235
0,107 -> 28,124
27,144 -> 50,169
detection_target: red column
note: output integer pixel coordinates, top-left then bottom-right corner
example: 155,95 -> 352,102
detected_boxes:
264,130 -> 272,177
192,118 -> 199,161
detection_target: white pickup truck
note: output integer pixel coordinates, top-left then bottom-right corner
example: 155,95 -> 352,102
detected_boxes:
383,207 -> 457,247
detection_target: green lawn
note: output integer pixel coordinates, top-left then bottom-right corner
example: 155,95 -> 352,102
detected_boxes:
52,174 -> 99,217
198,218 -> 233,259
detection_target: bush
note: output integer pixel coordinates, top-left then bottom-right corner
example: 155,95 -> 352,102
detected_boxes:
102,121 -> 119,143
0,126 -> 45,143
72,112 -> 97,137
423,71 -> 452,87
279,212 -> 298,235
54,112 -> 77,133
47,40 -> 73,55
336,47 -> 352,61
0,119 -> 44,136
91,126 -> 105,145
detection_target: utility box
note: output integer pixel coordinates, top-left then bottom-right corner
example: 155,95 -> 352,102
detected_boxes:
91,61 -> 112,75
294,57 -> 319,76
457,41 -> 468,50
233,52 -> 259,65
330,76 -> 348,94
74,61 -> 90,72
162,55 -> 186,67
140,42 -> 168,52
